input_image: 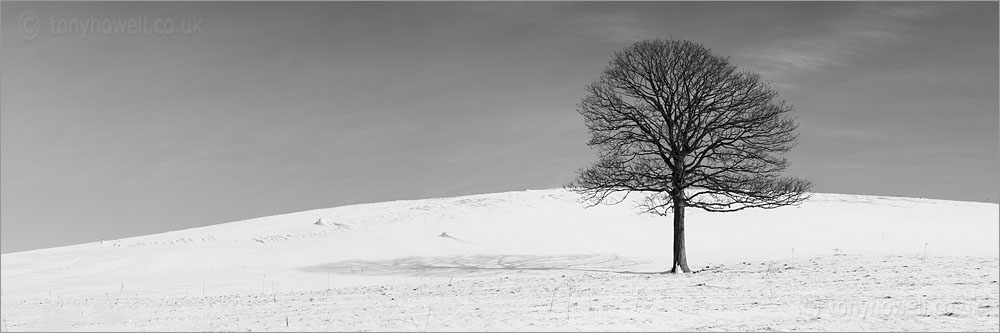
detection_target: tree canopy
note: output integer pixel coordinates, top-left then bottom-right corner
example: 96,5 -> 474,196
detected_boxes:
572,38 -> 812,215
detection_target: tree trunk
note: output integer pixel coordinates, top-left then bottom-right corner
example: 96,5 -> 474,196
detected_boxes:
670,197 -> 691,273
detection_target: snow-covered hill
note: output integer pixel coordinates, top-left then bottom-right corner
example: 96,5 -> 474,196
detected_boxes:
1,189 -> 998,331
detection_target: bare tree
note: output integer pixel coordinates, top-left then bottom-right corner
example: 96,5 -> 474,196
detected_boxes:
568,38 -> 813,273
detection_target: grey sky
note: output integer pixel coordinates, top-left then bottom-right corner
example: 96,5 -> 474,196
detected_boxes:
2,2 -> 997,253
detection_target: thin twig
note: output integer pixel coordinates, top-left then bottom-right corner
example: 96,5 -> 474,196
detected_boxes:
423,307 -> 432,332
116,283 -> 124,305
549,287 -> 558,312
566,282 -> 573,319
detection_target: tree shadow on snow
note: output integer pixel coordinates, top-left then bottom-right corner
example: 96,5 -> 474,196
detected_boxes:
299,253 -> 666,277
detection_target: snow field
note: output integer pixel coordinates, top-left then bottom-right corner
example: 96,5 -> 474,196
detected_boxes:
1,189 -> 997,331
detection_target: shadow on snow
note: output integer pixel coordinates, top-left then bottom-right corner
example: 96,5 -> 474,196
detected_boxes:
298,253 -> 672,277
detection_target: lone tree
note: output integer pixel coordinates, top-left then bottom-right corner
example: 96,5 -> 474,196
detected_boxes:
569,38 -> 812,273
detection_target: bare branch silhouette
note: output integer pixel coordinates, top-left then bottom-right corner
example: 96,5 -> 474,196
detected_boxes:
567,38 -> 813,273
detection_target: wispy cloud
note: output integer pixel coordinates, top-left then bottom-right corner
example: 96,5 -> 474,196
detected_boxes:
473,3 -> 654,44
571,12 -> 655,44
814,127 -> 889,142
884,4 -> 936,19
739,3 -> 941,89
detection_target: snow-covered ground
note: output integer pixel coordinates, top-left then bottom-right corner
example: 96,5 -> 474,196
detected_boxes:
1,189 -> 998,331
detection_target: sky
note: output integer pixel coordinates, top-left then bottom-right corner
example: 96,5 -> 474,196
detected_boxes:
2,2 -> 997,253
